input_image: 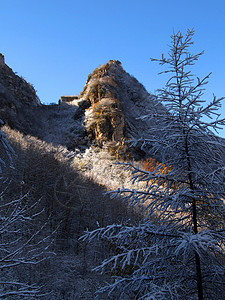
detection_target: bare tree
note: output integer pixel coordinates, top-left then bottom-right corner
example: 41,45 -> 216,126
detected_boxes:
0,120 -> 14,173
83,30 -> 225,299
0,123 -> 53,298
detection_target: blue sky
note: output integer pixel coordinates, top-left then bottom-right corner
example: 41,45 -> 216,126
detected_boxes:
1,0 -> 225,135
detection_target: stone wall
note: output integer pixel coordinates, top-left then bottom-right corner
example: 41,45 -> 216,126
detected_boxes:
59,95 -> 79,104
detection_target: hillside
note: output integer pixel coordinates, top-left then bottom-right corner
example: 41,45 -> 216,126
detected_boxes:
35,60 -> 164,158
0,57 -> 159,298
1,54 -> 225,299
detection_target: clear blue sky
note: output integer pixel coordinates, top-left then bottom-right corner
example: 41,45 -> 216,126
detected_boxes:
1,0 -> 225,135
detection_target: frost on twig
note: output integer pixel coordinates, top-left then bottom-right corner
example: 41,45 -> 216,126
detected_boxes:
0,192 -> 54,298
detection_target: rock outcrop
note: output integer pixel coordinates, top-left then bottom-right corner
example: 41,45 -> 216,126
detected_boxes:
80,60 -> 164,157
0,54 -> 41,133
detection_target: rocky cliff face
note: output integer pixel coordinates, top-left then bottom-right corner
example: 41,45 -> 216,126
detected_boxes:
82,61 -> 154,140
78,60 -> 164,158
0,56 -> 41,133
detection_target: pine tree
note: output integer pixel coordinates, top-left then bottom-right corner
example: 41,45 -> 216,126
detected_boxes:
83,30 -> 225,299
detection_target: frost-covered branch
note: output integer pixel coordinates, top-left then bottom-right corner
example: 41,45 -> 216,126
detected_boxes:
82,29 -> 225,299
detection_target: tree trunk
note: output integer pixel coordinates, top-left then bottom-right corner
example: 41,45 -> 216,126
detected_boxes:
193,198 -> 204,300
185,134 -> 204,300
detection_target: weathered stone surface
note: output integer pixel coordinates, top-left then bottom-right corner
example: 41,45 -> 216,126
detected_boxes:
85,97 -> 125,144
0,54 -> 41,133
81,60 -> 164,153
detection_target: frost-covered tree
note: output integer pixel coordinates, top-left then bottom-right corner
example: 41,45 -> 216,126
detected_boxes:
83,30 -> 225,299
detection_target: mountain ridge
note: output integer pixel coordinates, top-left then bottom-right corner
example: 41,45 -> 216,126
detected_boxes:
0,57 -> 164,161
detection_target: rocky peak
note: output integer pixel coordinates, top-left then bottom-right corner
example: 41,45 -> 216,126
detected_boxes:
79,60 -> 163,157
0,56 -> 40,106
0,54 -> 41,132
